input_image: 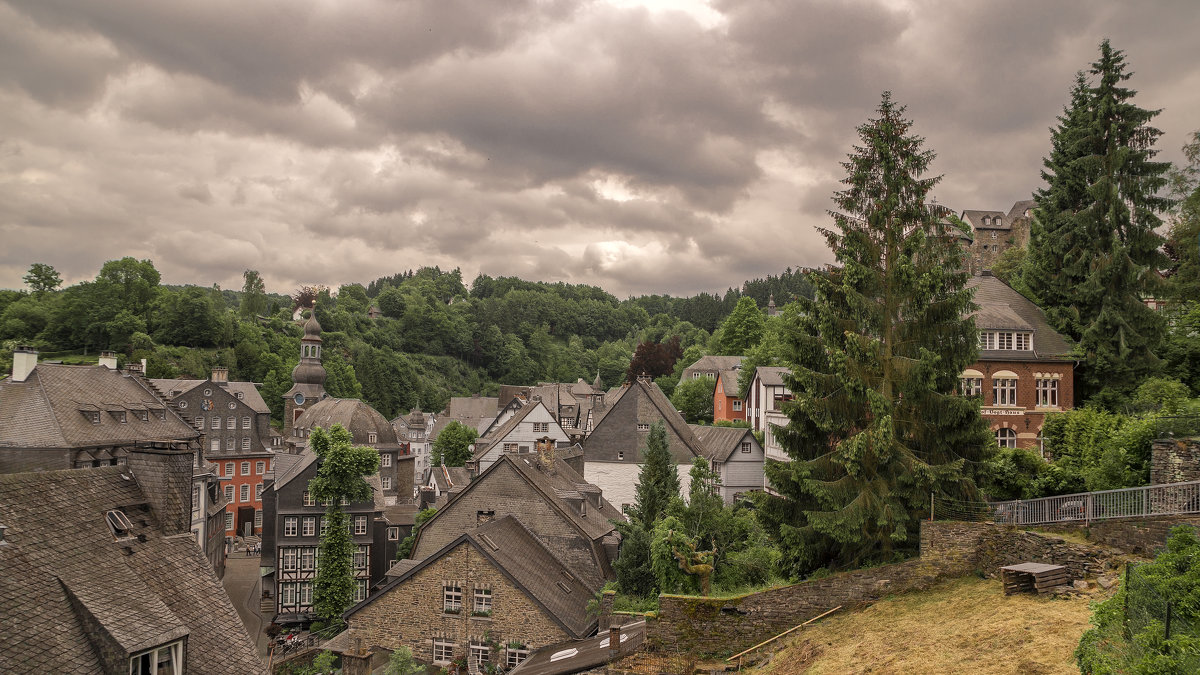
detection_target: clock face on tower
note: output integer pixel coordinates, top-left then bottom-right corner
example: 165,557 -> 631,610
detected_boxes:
294,393 -> 305,406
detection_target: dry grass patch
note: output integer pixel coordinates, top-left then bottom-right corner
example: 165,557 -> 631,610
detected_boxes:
753,575 -> 1109,675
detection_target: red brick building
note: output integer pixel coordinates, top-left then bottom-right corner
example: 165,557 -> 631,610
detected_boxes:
963,272 -> 1075,453
712,368 -> 746,424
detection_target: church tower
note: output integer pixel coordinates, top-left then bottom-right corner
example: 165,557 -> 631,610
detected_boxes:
283,313 -> 327,437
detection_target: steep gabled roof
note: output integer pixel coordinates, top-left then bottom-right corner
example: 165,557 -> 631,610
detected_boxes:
472,400 -> 558,461
347,515 -> 596,639
0,467 -> 265,674
221,381 -> 270,414
716,369 -> 741,397
967,273 -> 1073,360
753,366 -> 791,387
680,355 -> 744,377
689,424 -> 756,462
961,209 -> 1009,231
1,365 -> 197,450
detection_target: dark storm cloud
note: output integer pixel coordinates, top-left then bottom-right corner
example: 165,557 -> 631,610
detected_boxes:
1,0 -> 1198,298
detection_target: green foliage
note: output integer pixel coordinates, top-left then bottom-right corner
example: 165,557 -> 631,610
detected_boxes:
289,650 -> 339,675
1036,407 -> 1158,495
982,448 -> 1047,501
383,646 -> 423,675
719,296 -> 765,355
309,424 -> 380,626
1024,41 -> 1172,408
396,507 -> 437,560
431,420 -> 478,467
239,269 -> 269,318
756,93 -> 993,578
612,519 -> 656,597
670,376 -> 716,424
649,516 -> 698,595
323,350 -> 363,399
23,263 -> 61,295
1162,303 -> 1200,396
1165,130 -> 1200,302
631,423 -> 680,526
1077,527 -> 1200,673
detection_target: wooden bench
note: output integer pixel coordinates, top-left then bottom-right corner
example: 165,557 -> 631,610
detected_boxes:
1000,563 -> 1071,595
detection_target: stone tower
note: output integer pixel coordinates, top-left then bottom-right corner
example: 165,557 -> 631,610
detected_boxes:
283,313 -> 327,437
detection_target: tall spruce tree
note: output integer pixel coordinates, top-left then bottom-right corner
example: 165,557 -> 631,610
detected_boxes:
630,422 -> 680,527
308,424 -> 380,628
1024,40 -> 1171,408
755,93 -> 993,577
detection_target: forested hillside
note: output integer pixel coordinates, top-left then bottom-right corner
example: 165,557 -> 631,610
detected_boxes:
0,259 -> 813,425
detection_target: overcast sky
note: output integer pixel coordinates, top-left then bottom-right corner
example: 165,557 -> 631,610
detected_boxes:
2,0 -> 1198,298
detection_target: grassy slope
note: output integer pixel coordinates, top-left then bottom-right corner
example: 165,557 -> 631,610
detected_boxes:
752,576 -> 1110,675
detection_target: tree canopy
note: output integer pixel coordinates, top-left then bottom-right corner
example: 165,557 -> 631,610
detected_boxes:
754,93 -> 993,577
431,420 -> 478,467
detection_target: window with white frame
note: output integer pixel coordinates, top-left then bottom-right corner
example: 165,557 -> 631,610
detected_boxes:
227,415 -> 235,429
507,645 -> 529,668
212,417 -> 221,430
299,516 -> 314,537
996,428 -> 1017,448
225,512 -> 234,531
299,582 -> 313,606
300,547 -> 315,570
470,642 -> 490,668
474,587 -> 492,614
224,485 -> 234,503
382,476 -> 392,490
979,331 -> 1033,351
636,423 -> 649,431
284,516 -> 298,537
444,584 -> 462,612
992,378 -> 1018,406
387,526 -> 400,541
960,377 -> 983,396
128,639 -> 183,675
368,432 -> 377,444
381,454 -> 392,467
532,422 -> 549,432
303,491 -> 315,506
256,483 -> 264,500
254,509 -> 262,529
240,484 -> 250,502
210,438 -> 220,454
256,460 -> 265,474
732,400 -> 742,411
280,582 -> 296,606
242,416 -> 251,429
192,485 -> 200,512
196,416 -> 205,430
1036,378 -> 1059,407
282,548 -> 298,571
740,441 -> 752,453
241,461 -> 250,475
241,437 -> 251,451
320,517 -> 328,536
503,442 -> 518,453
354,578 -> 368,602
224,462 -> 233,477
354,515 -> 368,535
354,545 -> 368,569
433,639 -> 454,664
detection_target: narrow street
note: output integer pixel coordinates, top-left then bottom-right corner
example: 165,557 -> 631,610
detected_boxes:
222,547 -> 270,660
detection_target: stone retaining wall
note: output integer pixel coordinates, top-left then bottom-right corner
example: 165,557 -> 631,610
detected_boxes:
642,520 -> 1120,657
1151,438 -> 1200,486
1039,516 -> 1200,557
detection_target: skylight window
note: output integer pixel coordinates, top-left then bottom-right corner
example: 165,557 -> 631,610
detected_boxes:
105,510 -> 135,539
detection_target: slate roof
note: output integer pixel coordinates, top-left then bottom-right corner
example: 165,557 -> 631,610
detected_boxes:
383,504 -> 418,527
348,515 -> 596,639
0,365 -> 198,449
680,355 -> 744,380
1007,199 -> 1035,221
222,381 -> 271,414
293,397 -> 402,448
590,379 -> 707,461
430,465 -> 472,492
961,209 -> 1009,231
967,273 -> 1073,360
268,451 -> 305,482
717,369 -> 741,397
689,424 -> 756,462
445,396 -> 500,434
754,366 -> 791,387
471,400 -> 553,461
273,449 -> 319,489
0,467 -> 266,674
149,378 -> 207,398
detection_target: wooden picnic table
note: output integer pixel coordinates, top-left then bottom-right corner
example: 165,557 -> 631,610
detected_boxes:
1000,562 -> 1071,595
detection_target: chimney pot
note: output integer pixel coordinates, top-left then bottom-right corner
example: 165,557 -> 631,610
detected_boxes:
11,346 -> 38,382
98,351 -> 118,370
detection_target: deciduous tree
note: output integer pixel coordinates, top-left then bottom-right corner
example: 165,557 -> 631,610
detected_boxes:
719,296 -> 765,355
431,419 -> 478,467
23,262 -> 61,296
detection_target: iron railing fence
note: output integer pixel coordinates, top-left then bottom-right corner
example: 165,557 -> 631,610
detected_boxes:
989,481 -> 1200,526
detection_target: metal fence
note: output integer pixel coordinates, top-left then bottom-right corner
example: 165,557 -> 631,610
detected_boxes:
1124,561 -> 1200,668
989,480 -> 1200,526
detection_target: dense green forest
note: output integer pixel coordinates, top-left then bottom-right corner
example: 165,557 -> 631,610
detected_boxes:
0,259 -> 813,425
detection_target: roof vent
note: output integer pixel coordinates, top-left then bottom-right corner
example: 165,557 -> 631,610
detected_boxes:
0,523 -> 8,544
106,510 -> 135,539
980,269 -> 994,277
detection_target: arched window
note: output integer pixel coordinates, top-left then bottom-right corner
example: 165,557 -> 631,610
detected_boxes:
996,428 -> 1017,448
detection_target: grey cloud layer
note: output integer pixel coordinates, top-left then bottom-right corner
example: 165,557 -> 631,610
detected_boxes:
1,0 -> 1198,297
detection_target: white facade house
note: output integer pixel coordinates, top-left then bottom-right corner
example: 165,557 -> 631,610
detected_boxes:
469,400 -> 572,473
746,366 -> 793,434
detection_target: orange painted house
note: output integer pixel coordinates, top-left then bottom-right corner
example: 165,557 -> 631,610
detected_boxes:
713,368 -> 746,423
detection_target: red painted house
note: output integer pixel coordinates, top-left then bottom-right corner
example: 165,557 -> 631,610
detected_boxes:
712,368 -> 746,423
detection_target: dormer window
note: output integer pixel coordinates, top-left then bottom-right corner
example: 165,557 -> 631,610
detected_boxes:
110,410 -> 127,424
129,639 -> 183,675
82,411 -> 101,424
979,331 -> 1033,351
368,432 -> 377,444
235,392 -> 244,400
105,509 -> 135,539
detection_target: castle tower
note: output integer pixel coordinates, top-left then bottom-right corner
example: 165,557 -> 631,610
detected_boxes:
283,313 -> 327,437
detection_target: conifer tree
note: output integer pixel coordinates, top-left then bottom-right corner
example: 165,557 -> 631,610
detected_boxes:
309,424 -> 380,628
1024,40 -> 1171,407
630,422 -> 680,527
755,93 -> 993,577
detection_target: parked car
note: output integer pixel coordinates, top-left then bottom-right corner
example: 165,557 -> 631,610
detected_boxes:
1057,500 -> 1085,520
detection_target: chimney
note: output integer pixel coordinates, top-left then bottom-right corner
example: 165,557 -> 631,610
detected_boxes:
11,346 -> 37,382
124,362 -> 144,374
212,366 -> 229,384
98,351 -> 118,370
608,624 -> 621,659
124,443 -> 195,535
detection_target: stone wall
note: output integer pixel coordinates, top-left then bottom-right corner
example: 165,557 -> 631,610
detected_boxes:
643,520 -> 1120,657
1039,516 -> 1200,557
1151,438 -> 1200,486
345,539 -> 569,665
